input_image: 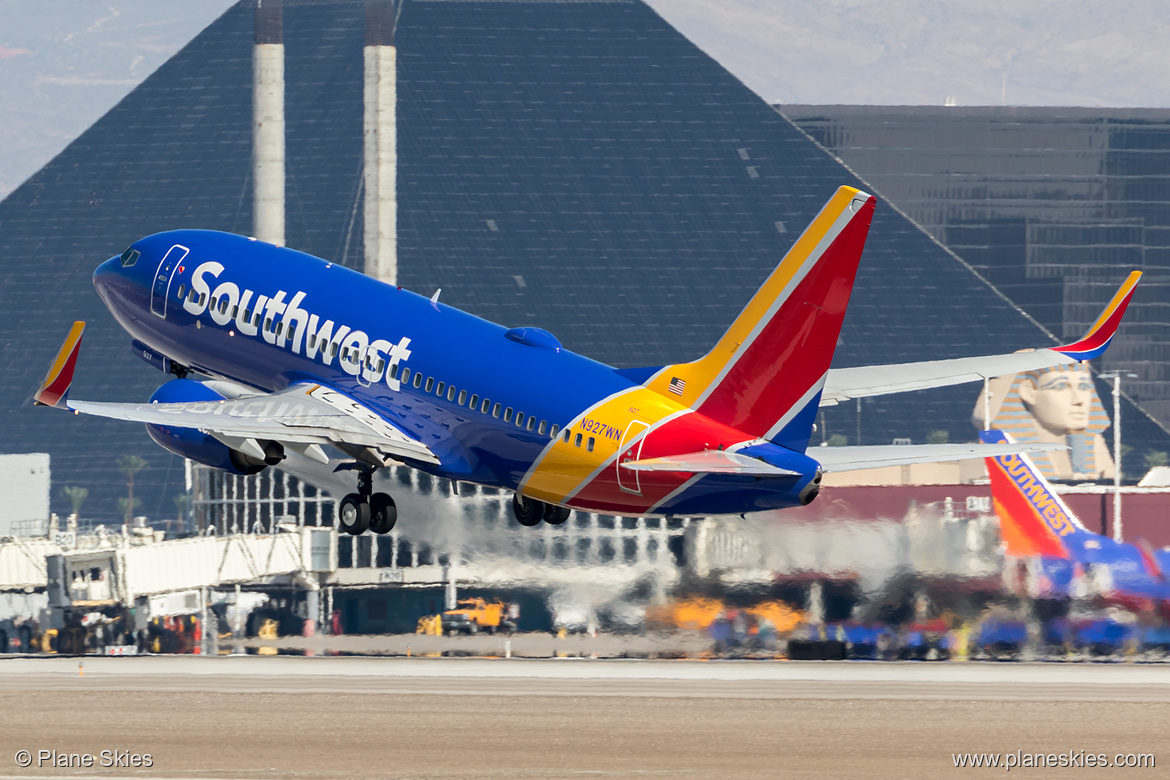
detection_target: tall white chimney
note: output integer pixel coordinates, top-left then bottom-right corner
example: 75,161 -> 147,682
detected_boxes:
364,1 -> 397,283
253,0 -> 285,246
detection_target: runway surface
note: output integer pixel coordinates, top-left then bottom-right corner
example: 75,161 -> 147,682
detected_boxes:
0,656 -> 1166,779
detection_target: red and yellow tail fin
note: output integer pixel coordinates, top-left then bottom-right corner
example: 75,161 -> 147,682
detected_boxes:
34,322 -> 85,408
981,430 -> 1078,558
645,186 -> 874,450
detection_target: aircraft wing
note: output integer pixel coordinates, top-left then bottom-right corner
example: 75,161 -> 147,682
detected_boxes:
622,449 -> 799,476
820,270 -> 1140,406
34,324 -> 438,466
811,441 -> 1063,473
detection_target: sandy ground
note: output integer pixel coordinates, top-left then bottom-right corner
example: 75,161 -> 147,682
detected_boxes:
0,657 -> 1165,779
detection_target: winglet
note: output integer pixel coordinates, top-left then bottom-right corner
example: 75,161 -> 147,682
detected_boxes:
1055,271 -> 1141,361
34,322 -> 85,408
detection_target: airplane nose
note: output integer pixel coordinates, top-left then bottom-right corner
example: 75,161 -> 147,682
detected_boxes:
93,256 -> 121,297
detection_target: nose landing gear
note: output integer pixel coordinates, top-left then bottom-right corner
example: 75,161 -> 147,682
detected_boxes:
337,467 -> 398,535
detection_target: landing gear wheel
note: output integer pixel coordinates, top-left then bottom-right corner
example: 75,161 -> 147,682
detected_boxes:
338,493 -> 370,535
543,504 -> 570,525
512,493 -> 544,527
369,492 -> 398,534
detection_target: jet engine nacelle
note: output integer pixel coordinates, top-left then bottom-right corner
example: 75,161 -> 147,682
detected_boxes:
145,379 -> 274,475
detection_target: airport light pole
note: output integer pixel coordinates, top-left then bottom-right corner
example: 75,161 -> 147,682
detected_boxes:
1099,370 -> 1138,542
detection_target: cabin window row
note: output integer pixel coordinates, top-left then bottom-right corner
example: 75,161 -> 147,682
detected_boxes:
389,364 -> 570,441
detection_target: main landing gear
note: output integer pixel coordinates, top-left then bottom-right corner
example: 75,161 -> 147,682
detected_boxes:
337,468 -> 397,536
512,493 -> 570,527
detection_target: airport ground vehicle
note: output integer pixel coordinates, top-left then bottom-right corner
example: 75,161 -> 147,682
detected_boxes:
417,598 -> 516,636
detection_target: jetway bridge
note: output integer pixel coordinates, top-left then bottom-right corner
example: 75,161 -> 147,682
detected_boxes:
0,528 -> 334,606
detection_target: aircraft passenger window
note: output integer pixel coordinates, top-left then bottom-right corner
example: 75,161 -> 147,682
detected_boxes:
548,424 -> 558,438
176,285 -> 186,300
342,347 -> 350,361
458,390 -> 467,406
538,421 -> 547,435
220,299 -> 229,315
492,403 -> 501,418
210,297 -> 218,311
199,293 -> 206,306
377,359 -> 385,373
308,335 -> 316,350
264,318 -> 272,332
390,364 -> 401,380
425,378 -> 434,393
574,433 -> 583,447
515,411 -> 524,427
527,417 -> 536,432
436,381 -> 445,396
481,399 -> 490,414
276,323 -> 284,336
413,373 -> 422,389
244,308 -> 251,322
331,343 -> 338,356
587,437 -> 595,452
188,290 -> 198,303
563,429 -> 571,443
448,387 -> 457,402
231,305 -> 239,319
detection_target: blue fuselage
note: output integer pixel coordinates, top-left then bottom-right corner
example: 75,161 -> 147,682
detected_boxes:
94,230 -> 817,516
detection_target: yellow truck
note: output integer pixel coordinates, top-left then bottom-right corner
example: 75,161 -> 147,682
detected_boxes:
417,598 -> 515,636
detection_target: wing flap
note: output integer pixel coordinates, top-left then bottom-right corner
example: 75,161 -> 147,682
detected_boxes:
68,383 -> 439,465
812,441 -> 1063,473
623,449 -> 799,476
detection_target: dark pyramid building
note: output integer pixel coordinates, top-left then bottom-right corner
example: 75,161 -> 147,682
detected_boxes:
2,0 -> 1167,523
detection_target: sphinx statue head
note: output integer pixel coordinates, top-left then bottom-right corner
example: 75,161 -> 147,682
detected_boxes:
973,361 -> 1114,480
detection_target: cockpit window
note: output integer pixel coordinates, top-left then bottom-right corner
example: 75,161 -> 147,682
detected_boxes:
120,248 -> 140,268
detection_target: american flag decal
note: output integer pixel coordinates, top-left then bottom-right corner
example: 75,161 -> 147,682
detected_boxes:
668,377 -> 686,396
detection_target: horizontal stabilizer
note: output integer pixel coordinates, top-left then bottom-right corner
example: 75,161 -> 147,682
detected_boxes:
622,449 -> 799,476
813,441 -> 1063,473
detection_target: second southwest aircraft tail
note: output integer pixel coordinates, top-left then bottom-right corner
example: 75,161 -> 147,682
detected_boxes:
981,429 -> 1089,559
643,186 -> 875,451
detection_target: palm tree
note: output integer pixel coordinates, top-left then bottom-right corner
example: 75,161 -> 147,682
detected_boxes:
62,485 -> 88,517
119,455 -> 148,524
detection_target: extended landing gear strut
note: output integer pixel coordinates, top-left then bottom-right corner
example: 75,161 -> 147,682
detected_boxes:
337,468 -> 397,536
512,493 -> 570,527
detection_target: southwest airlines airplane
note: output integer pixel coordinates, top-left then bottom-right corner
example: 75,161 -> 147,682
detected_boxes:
36,187 -> 1140,535
982,430 -> 1170,605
